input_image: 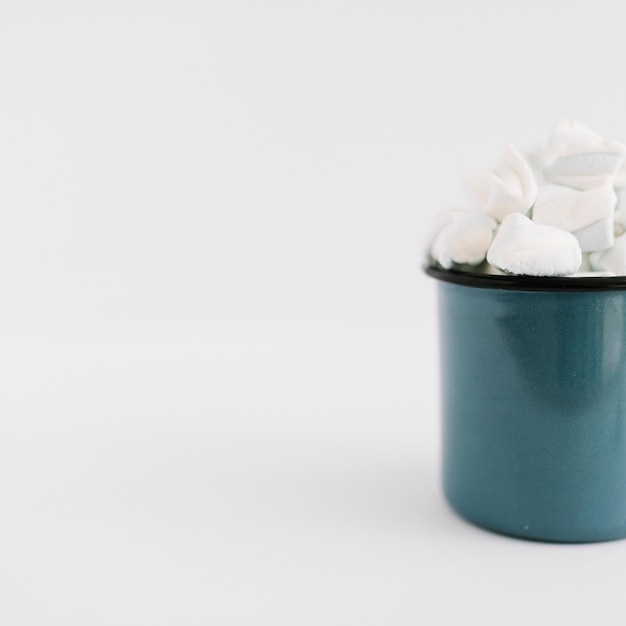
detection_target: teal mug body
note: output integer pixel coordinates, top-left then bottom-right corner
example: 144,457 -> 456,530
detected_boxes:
428,267 -> 626,542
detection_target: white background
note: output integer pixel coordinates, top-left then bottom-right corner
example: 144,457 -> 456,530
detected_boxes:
2,1 -> 626,624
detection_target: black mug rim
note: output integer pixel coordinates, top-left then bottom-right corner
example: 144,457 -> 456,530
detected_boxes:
424,264 -> 626,292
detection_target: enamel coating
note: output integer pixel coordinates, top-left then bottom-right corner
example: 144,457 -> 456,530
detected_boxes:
436,277 -> 626,542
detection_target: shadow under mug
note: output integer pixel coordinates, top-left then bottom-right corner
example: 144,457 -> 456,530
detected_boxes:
426,265 -> 626,543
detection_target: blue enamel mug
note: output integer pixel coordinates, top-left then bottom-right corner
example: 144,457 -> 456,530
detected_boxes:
426,266 -> 626,543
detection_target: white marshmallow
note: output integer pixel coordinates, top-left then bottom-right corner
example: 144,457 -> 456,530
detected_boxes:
571,217 -> 614,252
430,213 -> 497,269
589,233 -> 626,275
425,209 -> 485,263
524,146 -> 549,186
425,210 -> 472,245
614,206 -> 626,237
543,120 -> 625,190
532,183 -> 616,233
614,159 -> 626,188
545,120 -> 601,144
487,213 -> 582,276
467,144 -> 537,222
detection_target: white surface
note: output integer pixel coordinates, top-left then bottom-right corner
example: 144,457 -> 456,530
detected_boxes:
2,1 -> 626,624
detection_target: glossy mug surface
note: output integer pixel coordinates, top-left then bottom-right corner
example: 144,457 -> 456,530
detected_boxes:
428,267 -> 626,543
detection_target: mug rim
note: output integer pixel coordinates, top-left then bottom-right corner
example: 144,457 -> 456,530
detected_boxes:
425,264 -> 626,292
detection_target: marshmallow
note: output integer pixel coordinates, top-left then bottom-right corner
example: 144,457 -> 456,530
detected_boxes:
487,213 -> 582,276
425,210 -> 484,264
571,217 -> 614,252
614,206 -> 626,236
614,159 -> 626,188
524,147 -> 549,186
531,183 -> 616,252
543,120 -> 625,189
430,212 -> 497,269
467,144 -> 537,222
589,233 -> 626,274
532,184 -> 616,232
426,210 -> 472,246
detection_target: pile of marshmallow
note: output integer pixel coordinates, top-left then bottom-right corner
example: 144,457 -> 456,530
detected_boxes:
428,120 -> 626,277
